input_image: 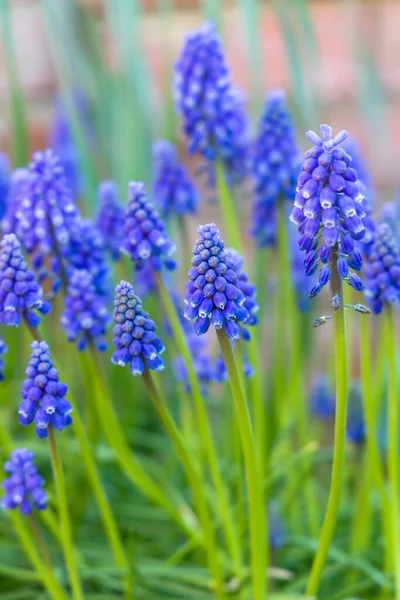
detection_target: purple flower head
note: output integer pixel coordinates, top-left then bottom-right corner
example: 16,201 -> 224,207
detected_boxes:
251,90 -> 300,247
346,384 -> 365,444
18,341 -> 72,439
95,180 -> 124,261
310,374 -> 335,420
153,140 -> 198,217
226,248 -> 258,340
0,153 -> 10,221
112,281 -> 165,375
121,182 -> 176,272
290,125 -> 367,297
13,149 -> 79,288
290,232 -> 315,311
0,234 -> 51,328
364,222 -> 400,313
174,22 -> 249,183
184,224 -> 250,341
61,269 -> 110,352
50,101 -> 81,198
63,218 -> 110,298
0,338 -> 7,381
1,449 -> 47,515
2,168 -> 31,235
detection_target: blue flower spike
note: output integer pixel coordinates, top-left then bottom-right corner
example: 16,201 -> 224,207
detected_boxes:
112,281 -> 165,376
0,234 -> 51,328
290,125 -> 368,298
18,341 -> 72,439
1,449 -> 47,514
364,222 -> 400,313
95,180 -> 124,261
184,223 -> 250,341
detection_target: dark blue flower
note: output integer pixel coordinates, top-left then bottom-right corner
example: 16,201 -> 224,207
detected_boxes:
63,218 -> 111,298
1,449 -> 47,514
346,384 -> 365,444
61,269 -> 110,352
153,140 -> 198,217
50,99 -> 82,199
364,222 -> 400,313
0,338 -> 7,381
1,168 -> 31,235
226,248 -> 258,340
290,125 -> 367,297
12,149 -> 79,288
184,223 -> 249,340
0,153 -> 10,221
121,182 -> 176,272
95,180 -> 124,261
174,22 -> 249,183
18,341 -> 72,439
0,234 -> 51,328
112,281 -> 165,375
310,374 -> 335,420
251,90 -> 300,247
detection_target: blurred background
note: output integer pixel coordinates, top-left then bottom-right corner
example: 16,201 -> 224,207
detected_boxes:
0,0 -> 398,202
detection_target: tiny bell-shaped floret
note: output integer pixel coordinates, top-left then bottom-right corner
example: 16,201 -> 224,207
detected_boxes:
1,449 -> 47,515
226,248 -> 258,341
112,281 -> 165,375
18,341 -> 72,439
364,222 -> 400,313
0,234 -> 51,328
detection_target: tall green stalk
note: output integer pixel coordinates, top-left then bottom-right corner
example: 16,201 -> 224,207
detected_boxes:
155,271 -> 243,577
216,329 -> 267,600
48,427 -> 84,600
384,306 -> 400,598
142,368 -> 226,600
306,251 -> 348,596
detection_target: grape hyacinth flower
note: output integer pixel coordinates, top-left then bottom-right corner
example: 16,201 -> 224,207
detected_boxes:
121,182 -> 176,272
226,248 -> 258,340
64,218 -> 110,298
13,150 -> 79,285
364,223 -> 400,313
50,99 -> 82,199
18,341 -> 72,439
1,168 -> 31,235
153,140 -> 198,217
0,153 -> 10,221
184,223 -> 249,340
112,281 -> 165,375
95,180 -> 124,261
0,234 -> 51,327
61,269 -> 110,351
251,91 -> 300,247
290,232 -> 315,311
310,374 -> 335,420
0,338 -> 7,381
1,449 -> 47,514
174,22 -> 249,183
290,125 -> 367,298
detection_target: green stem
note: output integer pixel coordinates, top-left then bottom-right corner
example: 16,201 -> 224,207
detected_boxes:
48,427 -> 84,600
306,251 -> 348,596
155,271 -> 243,576
142,368 -> 226,599
215,162 -> 243,253
384,306 -> 400,598
28,513 -> 53,571
216,329 -> 267,600
8,512 -> 68,600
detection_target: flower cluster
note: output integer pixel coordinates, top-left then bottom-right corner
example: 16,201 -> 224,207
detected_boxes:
95,180 -> 124,261
12,149 -> 79,286
121,182 -> 176,272
153,140 -> 198,217
61,269 -> 110,351
290,125 -> 366,297
1,449 -> 47,514
290,232 -> 314,311
184,223 -> 249,340
50,98 -> 82,199
1,168 -> 31,236
251,91 -> 300,247
0,234 -> 51,327
0,338 -> 7,381
364,223 -> 400,313
112,281 -> 165,375
0,153 -> 10,221
174,22 -> 249,183
18,341 -> 72,438
63,218 -> 110,297
226,248 -> 258,340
